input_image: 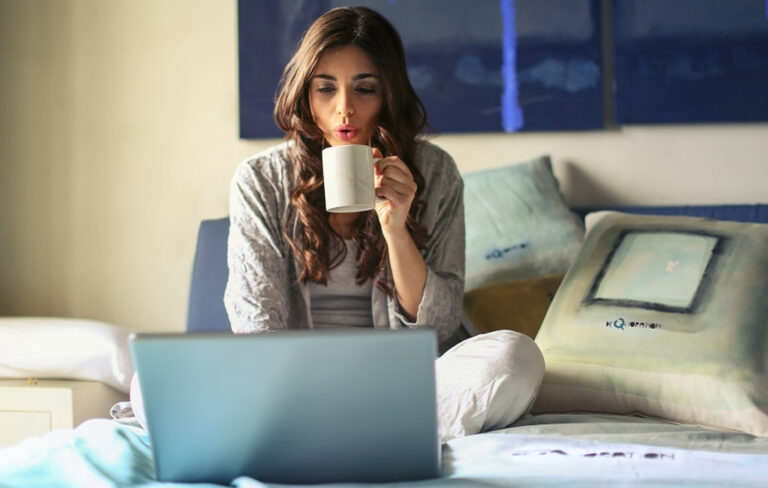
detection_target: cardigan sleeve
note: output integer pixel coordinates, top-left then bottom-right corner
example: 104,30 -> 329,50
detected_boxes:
388,144 -> 465,343
224,153 -> 293,334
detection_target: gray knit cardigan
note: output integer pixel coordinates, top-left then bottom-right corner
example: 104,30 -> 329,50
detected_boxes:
224,139 -> 465,343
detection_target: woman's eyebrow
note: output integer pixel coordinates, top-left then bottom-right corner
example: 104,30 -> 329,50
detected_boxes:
312,73 -> 379,81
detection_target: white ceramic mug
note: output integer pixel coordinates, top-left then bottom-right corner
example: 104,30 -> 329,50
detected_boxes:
322,144 -> 384,213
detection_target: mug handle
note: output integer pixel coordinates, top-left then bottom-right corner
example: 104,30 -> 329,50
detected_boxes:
373,157 -> 387,206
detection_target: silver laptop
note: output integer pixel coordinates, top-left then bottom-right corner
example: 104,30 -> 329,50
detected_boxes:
130,329 -> 440,484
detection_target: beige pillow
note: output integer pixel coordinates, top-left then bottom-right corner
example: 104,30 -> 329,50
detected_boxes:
463,274 -> 564,339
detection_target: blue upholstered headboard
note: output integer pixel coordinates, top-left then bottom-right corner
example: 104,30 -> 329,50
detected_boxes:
187,204 -> 768,333
187,217 -> 230,333
572,204 -> 768,223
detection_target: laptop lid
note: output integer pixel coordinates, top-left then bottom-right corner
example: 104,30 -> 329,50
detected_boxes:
130,329 -> 440,484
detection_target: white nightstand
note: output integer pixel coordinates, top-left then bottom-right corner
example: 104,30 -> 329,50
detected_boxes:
0,379 -> 128,448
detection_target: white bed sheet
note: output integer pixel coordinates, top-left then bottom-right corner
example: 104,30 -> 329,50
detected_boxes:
1,413 -> 767,487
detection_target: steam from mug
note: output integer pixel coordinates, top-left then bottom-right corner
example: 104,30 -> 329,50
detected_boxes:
322,144 -> 385,213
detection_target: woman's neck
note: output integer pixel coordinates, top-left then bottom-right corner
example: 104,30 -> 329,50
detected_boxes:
328,212 -> 360,239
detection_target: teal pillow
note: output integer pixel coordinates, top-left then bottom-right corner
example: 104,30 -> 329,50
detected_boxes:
463,155 -> 584,292
533,211 -> 768,436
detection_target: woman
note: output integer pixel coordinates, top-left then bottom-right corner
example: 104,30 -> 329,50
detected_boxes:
130,8 -> 541,439
224,6 -> 464,344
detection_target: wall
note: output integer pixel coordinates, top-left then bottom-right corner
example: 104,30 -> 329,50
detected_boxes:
0,1 -> 71,316
1,0 -> 766,333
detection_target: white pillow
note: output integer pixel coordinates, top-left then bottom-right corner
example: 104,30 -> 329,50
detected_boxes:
435,330 -> 545,443
0,317 -> 134,393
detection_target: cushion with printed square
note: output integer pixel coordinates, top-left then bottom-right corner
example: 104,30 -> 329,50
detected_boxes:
532,211 -> 768,436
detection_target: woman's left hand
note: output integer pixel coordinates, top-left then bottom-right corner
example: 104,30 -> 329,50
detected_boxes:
372,147 -> 417,240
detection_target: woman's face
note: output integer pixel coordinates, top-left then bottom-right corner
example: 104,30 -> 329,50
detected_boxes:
309,45 -> 383,147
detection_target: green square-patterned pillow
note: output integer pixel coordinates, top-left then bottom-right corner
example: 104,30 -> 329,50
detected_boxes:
532,211 -> 768,436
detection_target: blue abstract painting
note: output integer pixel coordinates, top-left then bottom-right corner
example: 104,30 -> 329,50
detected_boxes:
613,0 -> 768,124
238,0 -> 603,138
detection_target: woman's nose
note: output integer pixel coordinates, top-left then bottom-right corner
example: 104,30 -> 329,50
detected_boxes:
336,90 -> 354,116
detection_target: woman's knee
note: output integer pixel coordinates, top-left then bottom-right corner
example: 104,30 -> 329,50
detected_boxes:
435,330 -> 545,442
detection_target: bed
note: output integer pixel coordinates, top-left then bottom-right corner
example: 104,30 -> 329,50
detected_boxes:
1,411 -> 768,487
1,155 -> 767,487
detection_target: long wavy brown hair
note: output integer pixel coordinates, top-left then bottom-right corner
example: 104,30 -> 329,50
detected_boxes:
273,6 -> 429,295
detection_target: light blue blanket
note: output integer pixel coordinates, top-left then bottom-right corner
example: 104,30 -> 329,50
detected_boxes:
1,415 -> 767,488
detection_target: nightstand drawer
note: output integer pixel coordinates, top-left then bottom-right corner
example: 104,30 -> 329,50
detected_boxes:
0,379 -> 128,448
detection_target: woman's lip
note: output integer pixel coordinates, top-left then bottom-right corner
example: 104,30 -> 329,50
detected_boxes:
334,127 -> 359,140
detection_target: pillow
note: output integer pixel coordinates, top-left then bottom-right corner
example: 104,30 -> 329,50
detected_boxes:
0,317 -> 135,393
462,155 -> 584,292
436,330 -> 545,443
463,274 -> 564,338
532,211 -> 768,436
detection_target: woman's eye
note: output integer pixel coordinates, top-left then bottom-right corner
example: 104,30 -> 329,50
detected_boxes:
355,85 -> 377,95
316,86 -> 335,94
